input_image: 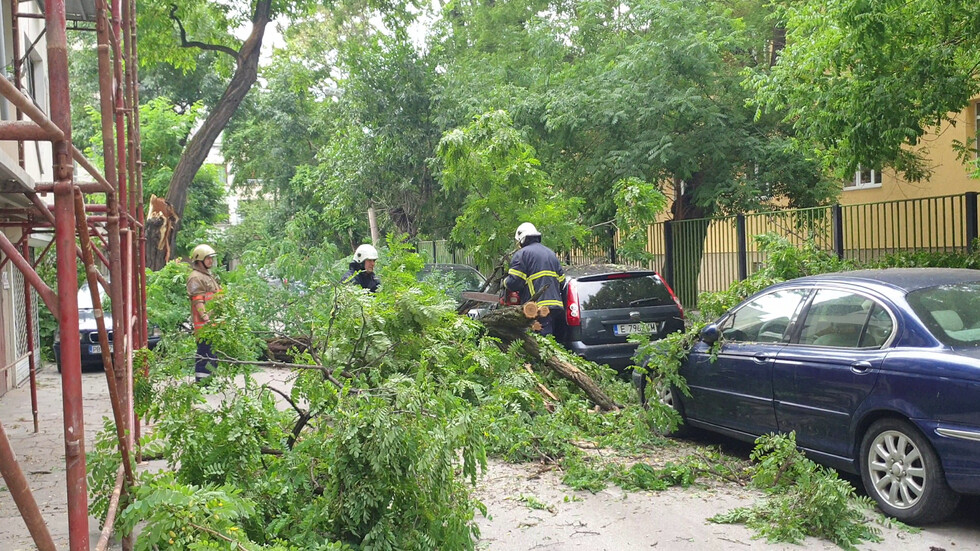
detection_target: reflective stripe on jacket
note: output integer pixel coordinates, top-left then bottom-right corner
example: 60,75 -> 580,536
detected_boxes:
505,242 -> 565,308
187,267 -> 220,332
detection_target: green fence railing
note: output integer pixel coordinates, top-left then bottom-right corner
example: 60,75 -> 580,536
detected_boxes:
418,192 -> 980,308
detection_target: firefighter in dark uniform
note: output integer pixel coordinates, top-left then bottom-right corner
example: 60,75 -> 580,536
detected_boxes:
342,244 -> 381,292
504,222 -> 566,336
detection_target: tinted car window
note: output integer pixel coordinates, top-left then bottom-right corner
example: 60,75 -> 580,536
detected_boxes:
575,275 -> 673,311
907,282 -> 980,346
797,289 -> 886,348
722,289 -> 808,343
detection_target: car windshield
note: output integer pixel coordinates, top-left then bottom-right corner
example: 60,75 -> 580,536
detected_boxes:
575,275 -> 673,310
419,266 -> 486,302
907,282 -> 980,346
77,285 -> 95,310
77,283 -> 112,311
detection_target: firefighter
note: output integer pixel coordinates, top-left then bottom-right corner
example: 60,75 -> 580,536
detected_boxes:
505,223 -> 566,336
343,243 -> 381,292
187,244 -> 221,382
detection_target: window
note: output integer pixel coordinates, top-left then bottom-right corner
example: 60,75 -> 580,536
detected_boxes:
575,275 -> 673,311
975,101 -> 980,158
25,56 -> 37,100
797,289 -> 892,348
907,282 -> 980,346
720,289 -> 808,343
844,166 -> 882,190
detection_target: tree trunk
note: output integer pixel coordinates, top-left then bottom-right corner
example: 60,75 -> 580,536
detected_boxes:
146,0 -> 273,270
670,174 -> 709,308
479,303 -> 619,412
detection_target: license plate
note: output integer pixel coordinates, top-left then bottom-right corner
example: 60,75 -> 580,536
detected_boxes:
90,344 -> 113,354
614,322 -> 657,336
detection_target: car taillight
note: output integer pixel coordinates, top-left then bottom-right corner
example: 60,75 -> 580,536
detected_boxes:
656,272 -> 685,319
566,281 -> 581,327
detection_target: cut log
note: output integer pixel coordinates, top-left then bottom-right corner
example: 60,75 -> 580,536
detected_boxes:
523,302 -> 540,318
536,305 -> 550,318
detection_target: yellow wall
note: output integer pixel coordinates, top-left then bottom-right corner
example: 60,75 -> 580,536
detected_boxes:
841,98 -> 980,204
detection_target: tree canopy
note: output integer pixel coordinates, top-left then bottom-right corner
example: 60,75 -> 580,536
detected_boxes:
223,0 -> 836,263
752,0 -> 980,181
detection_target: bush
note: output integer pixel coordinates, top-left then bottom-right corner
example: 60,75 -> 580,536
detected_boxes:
710,433 -> 882,550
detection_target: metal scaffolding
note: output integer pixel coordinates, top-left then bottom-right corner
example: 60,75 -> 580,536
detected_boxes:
0,0 -> 146,549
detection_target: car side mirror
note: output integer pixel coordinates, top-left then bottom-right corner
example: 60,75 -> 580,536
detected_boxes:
700,324 -> 721,345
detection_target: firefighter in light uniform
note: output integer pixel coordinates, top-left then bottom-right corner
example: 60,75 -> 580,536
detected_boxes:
504,223 -> 566,336
187,244 -> 221,382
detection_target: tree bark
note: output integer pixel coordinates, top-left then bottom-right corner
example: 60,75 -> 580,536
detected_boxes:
146,0 -> 273,270
480,303 -> 619,412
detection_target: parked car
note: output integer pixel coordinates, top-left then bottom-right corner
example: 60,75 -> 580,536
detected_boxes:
418,263 -> 487,305
656,268 -> 980,524
53,283 -> 162,372
561,265 -> 685,373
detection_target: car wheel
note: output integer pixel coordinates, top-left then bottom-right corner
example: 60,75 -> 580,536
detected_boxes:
632,368 -> 687,437
859,418 -> 960,524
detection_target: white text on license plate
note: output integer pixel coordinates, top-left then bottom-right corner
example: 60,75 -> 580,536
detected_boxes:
91,344 -> 113,354
614,322 -> 655,336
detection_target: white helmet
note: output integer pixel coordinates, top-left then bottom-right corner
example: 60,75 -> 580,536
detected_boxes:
190,244 -> 217,263
353,244 -> 379,263
514,222 -> 541,245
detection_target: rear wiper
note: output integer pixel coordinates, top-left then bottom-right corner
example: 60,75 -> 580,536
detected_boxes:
628,298 -> 663,306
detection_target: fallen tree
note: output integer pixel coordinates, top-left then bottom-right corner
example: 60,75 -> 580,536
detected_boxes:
478,300 -> 620,411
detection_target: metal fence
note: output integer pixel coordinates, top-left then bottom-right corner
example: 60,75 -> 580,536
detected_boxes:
417,240 -> 476,267
418,192 -> 980,308
662,193 -> 978,307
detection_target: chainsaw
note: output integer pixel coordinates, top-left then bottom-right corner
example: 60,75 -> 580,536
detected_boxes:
461,290 -> 520,306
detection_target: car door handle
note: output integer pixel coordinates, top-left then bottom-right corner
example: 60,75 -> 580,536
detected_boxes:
850,361 -> 873,373
753,352 -> 774,363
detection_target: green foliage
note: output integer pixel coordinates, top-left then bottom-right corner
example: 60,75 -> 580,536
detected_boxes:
34,253 -> 61,361
562,447 -> 748,493
94,242 -> 695,549
518,494 -> 555,513
145,260 -> 192,335
710,432 -> 882,550
613,178 -> 668,265
697,233 -> 852,321
83,97 -> 227,257
435,110 -> 587,266
750,0 -> 980,182
120,475 -> 263,550
862,243 -> 980,270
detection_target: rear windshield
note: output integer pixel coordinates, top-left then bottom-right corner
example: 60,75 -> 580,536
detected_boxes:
575,275 -> 673,310
907,282 -> 980,347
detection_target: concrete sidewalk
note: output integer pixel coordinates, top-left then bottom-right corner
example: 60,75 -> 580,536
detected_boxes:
0,366 -> 117,550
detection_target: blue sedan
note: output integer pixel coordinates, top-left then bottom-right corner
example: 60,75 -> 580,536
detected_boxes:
671,268 -> 980,524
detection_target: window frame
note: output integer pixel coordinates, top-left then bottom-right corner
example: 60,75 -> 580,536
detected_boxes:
843,165 -> 882,191
975,100 -> 980,159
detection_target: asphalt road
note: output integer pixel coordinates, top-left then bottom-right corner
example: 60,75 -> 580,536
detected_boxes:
2,367 -> 978,550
